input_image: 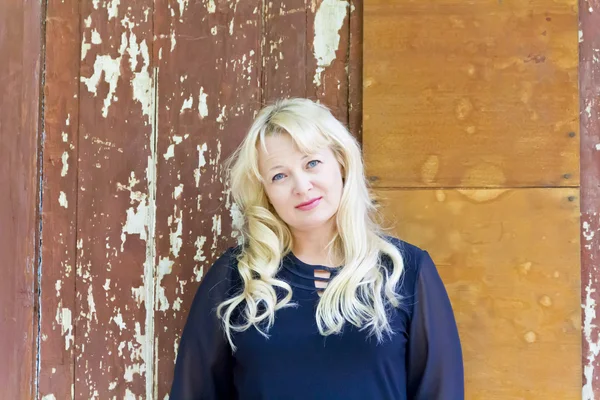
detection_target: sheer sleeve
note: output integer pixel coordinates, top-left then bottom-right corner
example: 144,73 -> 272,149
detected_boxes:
406,251 -> 464,400
170,248 -> 239,400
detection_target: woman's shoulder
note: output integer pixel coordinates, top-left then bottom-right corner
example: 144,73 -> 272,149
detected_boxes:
195,245 -> 243,302
381,234 -> 429,268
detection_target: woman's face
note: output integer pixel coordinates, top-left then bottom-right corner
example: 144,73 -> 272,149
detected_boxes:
257,133 -> 344,234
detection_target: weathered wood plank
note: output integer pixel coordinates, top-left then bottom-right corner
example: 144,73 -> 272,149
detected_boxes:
152,0 -> 261,397
0,0 -> 42,398
75,2 -> 155,397
38,0 -> 80,398
262,0 -> 354,126
375,187 -> 581,399
579,1 -> 600,398
364,0 -> 579,188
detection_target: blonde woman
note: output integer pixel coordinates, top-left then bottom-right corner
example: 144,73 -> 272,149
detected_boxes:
170,98 -> 464,399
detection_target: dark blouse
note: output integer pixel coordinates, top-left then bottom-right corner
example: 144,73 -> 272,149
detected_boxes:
170,237 -> 464,399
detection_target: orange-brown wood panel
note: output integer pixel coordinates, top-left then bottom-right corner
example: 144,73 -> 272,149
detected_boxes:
364,0 -> 579,188
38,0 -> 80,398
0,0 -> 42,398
375,188 -> 581,399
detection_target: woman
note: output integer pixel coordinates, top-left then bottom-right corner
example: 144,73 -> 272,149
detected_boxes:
170,98 -> 464,399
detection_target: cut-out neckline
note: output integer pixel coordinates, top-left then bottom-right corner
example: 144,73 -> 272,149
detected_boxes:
286,252 -> 342,295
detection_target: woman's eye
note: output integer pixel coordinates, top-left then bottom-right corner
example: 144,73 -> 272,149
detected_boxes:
272,173 -> 285,182
307,160 -> 321,168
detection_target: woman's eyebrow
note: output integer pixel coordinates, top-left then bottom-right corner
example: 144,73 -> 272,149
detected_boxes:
268,155 -> 312,172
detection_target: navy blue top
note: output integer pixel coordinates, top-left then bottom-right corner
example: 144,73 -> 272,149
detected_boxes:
170,237 -> 464,399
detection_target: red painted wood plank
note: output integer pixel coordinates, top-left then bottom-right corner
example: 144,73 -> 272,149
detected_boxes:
152,1 -> 261,397
0,0 -> 42,398
580,2 -> 600,398
38,0 -> 81,398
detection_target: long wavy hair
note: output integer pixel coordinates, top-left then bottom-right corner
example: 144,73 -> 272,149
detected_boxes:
217,98 -> 405,350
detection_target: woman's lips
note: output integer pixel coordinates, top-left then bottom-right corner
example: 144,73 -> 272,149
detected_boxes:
296,197 -> 322,211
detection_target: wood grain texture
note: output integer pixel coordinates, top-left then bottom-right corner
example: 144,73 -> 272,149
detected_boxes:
375,188 -> 581,399
0,0 -> 42,398
579,1 -> 600,397
75,1 -> 155,397
262,0 -> 354,127
152,1 -> 261,397
38,0 -> 80,398
364,0 -> 579,188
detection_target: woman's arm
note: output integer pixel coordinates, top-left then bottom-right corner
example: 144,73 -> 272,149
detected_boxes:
406,250 -> 464,400
170,248 -> 239,400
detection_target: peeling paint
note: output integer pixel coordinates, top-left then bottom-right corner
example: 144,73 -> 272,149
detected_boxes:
194,143 -> 208,187
583,276 -> 599,399
156,257 -> 174,311
81,54 -> 122,118
198,87 -> 208,118
180,95 -> 193,114
312,0 -> 348,87
55,306 -> 74,350
206,0 -> 216,13
59,191 -> 68,208
169,206 -> 183,258
61,151 -> 69,177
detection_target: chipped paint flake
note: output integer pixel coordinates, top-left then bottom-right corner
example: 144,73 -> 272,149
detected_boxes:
59,191 -> 68,208
312,0 -> 349,87
41,395 -> 57,400
583,274 -> 599,399
156,257 -> 174,311
206,0 -> 216,13
164,144 -> 175,160
177,0 -> 189,17
61,151 -> 69,177
180,95 -> 193,114
194,143 -> 208,186
91,29 -> 102,44
107,0 -> 120,19
198,87 -> 208,118
81,54 -> 122,118
173,184 -> 184,200
170,206 -> 183,258
55,306 -> 74,350
112,311 -> 126,331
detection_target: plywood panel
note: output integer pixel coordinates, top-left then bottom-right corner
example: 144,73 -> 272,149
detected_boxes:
375,187 -> 581,399
0,0 -> 42,398
364,0 -> 579,188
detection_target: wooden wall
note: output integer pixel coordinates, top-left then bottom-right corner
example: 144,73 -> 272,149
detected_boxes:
36,0 -> 361,398
3,0 -> 599,398
364,0 -> 582,398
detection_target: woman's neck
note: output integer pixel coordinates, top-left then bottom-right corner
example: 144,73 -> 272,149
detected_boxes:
291,222 -> 340,267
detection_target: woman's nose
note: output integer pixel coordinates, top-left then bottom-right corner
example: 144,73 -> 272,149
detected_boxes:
292,173 -> 313,195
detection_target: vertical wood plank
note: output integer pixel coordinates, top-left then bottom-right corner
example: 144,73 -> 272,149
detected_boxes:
75,1 -> 155,397
0,0 -> 42,398
262,0 -> 355,128
38,0 -> 80,398
348,0 -> 363,141
152,0 -> 261,397
580,1 -> 600,398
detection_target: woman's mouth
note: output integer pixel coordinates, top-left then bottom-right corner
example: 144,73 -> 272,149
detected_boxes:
295,197 -> 323,211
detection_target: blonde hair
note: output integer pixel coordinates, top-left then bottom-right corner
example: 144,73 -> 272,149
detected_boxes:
217,98 -> 405,350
